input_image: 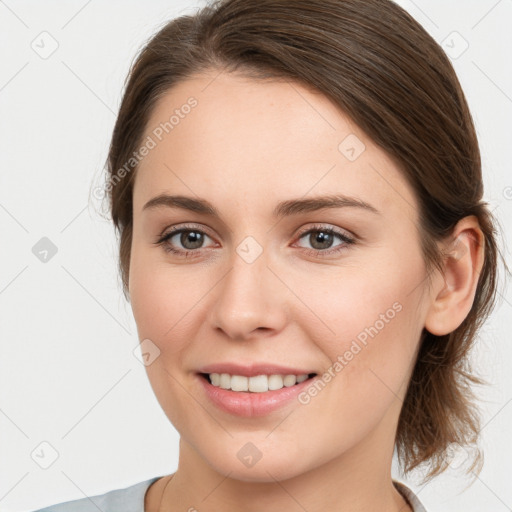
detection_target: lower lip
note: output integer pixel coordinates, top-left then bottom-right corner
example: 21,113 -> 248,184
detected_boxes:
197,373 -> 316,417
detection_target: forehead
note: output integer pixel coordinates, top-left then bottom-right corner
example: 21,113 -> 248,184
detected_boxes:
132,71 -> 417,221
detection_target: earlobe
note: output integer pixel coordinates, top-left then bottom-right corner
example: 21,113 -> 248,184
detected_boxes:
424,216 -> 485,336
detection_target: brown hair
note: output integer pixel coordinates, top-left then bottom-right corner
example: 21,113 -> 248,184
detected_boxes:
100,0 -> 508,481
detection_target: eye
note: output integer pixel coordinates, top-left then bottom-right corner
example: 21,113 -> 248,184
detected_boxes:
154,222 -> 356,258
294,224 -> 355,257
154,223 -> 216,257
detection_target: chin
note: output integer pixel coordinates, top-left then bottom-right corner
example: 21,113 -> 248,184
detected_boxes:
200,441 -> 310,483
224,462 -> 305,483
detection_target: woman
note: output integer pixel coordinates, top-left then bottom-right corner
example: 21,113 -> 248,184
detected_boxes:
34,0 -> 505,510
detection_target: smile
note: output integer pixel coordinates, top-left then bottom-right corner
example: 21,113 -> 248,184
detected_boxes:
204,372 -> 315,392
197,372 -> 318,417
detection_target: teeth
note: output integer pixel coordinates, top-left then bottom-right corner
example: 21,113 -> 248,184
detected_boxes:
219,373 -> 231,389
231,375 -> 249,392
208,372 -> 311,392
249,374 -> 268,392
268,374 -> 284,390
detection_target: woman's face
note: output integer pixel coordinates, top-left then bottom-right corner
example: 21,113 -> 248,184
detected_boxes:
129,71 -> 433,481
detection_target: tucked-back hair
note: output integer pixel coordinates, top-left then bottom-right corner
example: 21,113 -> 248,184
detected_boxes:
102,0 -> 507,481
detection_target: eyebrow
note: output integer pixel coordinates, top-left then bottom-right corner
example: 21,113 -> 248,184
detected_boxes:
142,193 -> 380,217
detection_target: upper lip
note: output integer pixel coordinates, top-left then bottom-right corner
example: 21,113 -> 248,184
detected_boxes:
197,362 -> 316,377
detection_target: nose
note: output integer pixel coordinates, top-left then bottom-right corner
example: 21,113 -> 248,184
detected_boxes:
208,246 -> 287,341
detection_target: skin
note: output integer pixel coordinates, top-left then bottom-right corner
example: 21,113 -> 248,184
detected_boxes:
126,70 -> 485,512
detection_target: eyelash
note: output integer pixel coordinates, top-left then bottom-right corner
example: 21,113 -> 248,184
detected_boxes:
154,223 -> 356,259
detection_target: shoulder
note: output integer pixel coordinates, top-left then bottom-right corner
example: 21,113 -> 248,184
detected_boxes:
393,480 -> 428,512
31,476 -> 163,512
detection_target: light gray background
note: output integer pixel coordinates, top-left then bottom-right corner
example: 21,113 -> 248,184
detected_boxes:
1,1 -> 511,511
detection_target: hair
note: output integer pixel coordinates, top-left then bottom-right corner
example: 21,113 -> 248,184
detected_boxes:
100,0 -> 508,482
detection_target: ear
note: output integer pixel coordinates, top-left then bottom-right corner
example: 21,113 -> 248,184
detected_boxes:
424,215 -> 485,336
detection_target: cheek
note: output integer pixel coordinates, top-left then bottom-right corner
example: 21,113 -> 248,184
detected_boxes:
292,250 -> 422,351
297,249 -> 424,403
294,286 -> 422,453
129,244 -> 195,352
129,254 -> 201,432
130,270 -> 169,335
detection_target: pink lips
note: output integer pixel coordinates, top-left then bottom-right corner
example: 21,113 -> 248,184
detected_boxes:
197,369 -> 317,417
197,362 -> 315,377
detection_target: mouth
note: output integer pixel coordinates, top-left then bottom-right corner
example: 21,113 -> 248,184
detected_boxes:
198,372 -> 318,392
196,372 -> 319,417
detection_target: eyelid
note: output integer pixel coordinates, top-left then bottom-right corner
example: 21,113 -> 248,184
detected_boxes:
159,222 -> 216,241
158,222 -> 354,242
294,222 -> 354,239
156,221 -> 357,257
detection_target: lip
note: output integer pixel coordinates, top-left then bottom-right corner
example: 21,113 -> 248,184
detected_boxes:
197,372 -> 317,417
197,362 -> 315,377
